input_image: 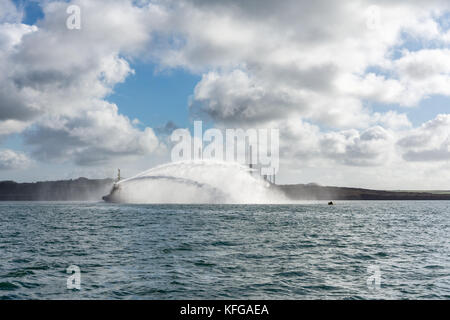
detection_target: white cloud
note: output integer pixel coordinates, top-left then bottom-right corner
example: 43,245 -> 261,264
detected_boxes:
372,111 -> 412,130
146,0 -> 450,131
320,126 -> 395,167
0,149 -> 30,170
0,120 -> 30,136
0,0 -> 22,24
277,119 -> 397,168
0,0 -> 161,166
349,49 -> 450,107
24,101 -> 159,165
398,114 -> 450,162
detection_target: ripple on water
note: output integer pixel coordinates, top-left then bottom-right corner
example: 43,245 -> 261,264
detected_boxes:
3,270 -> 34,278
0,201 -> 449,299
0,282 -> 20,291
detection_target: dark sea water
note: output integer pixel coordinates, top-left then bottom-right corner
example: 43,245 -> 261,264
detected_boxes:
0,201 -> 449,300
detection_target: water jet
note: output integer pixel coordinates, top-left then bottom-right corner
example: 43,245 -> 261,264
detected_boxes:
103,160 -> 286,204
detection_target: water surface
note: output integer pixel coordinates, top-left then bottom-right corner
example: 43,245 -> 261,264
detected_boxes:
0,201 -> 449,299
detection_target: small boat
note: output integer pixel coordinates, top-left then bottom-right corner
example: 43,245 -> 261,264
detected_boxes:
328,201 -> 334,205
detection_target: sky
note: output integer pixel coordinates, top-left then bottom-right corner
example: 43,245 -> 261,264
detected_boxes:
0,0 -> 449,189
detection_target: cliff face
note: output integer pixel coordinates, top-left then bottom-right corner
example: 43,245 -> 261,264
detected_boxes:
0,178 -> 114,201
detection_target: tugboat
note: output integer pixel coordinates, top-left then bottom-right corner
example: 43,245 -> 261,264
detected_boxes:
102,169 -> 122,203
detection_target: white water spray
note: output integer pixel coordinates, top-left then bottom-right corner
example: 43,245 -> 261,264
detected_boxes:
107,160 -> 287,204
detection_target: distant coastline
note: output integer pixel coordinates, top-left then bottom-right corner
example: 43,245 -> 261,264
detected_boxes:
0,178 -> 114,201
0,178 -> 449,201
274,184 -> 450,201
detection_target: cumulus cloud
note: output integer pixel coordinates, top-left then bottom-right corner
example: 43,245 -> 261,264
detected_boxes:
0,149 -> 30,170
277,118 -> 397,168
0,0 -> 22,23
320,126 -> 395,166
0,0 -> 161,166
398,114 -> 450,162
23,101 -> 159,165
191,70 -> 301,125
342,49 -> 450,107
148,0 -> 450,130
0,22 -> 38,130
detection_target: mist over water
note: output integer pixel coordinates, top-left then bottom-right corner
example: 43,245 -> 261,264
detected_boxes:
112,160 -> 286,204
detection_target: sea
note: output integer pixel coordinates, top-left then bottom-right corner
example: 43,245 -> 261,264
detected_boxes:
0,201 -> 449,299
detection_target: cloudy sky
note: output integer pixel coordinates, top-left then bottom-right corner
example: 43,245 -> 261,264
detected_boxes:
0,0 -> 450,189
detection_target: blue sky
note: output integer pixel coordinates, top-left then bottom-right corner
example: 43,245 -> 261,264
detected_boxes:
13,0 -> 44,24
108,63 -> 200,130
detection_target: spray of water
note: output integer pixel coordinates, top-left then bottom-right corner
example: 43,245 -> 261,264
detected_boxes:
105,160 -> 287,204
